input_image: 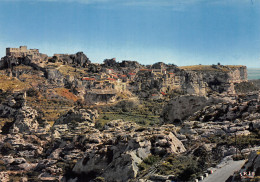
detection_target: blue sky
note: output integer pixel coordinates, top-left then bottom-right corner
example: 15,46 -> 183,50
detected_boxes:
0,0 -> 259,67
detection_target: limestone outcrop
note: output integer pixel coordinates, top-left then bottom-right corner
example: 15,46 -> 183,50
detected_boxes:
71,120 -> 185,182
45,69 -> 65,86
120,60 -> 142,68
0,92 -> 40,134
240,151 -> 260,177
0,52 -> 48,70
55,108 -> 99,125
53,52 -> 91,67
161,95 -> 226,124
10,105 -> 39,134
187,95 -> 260,123
172,94 -> 260,153
182,65 -> 247,94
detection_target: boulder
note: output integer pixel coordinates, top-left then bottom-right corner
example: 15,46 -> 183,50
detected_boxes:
54,109 -> 98,125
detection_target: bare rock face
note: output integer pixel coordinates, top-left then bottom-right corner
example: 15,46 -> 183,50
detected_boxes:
241,151 -> 260,176
0,52 -> 48,69
174,95 -> 260,150
0,56 -> 19,69
188,97 -> 260,123
0,92 -> 39,134
53,52 -> 91,67
251,120 -> 260,130
55,108 -> 99,125
120,60 -> 142,68
184,65 -> 247,94
46,69 -> 64,86
153,132 -> 185,154
70,52 -> 91,67
71,120 -> 185,182
162,95 -> 225,124
133,66 -> 208,98
10,105 -> 39,134
103,58 -> 117,67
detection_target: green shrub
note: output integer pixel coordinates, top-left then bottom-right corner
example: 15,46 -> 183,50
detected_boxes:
102,115 -> 109,120
94,177 -> 105,182
143,155 -> 160,165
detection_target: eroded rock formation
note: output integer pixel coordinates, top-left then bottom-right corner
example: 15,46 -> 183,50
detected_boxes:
71,120 -> 186,181
53,52 -> 91,67
161,95 -> 226,124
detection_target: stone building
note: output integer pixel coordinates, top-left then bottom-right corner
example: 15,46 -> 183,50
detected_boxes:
6,46 -> 40,57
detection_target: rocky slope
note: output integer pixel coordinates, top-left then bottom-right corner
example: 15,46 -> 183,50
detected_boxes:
0,91 -> 260,181
71,121 -> 185,181
0,92 -> 187,182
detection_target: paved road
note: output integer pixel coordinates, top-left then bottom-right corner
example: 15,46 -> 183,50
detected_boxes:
202,160 -> 245,182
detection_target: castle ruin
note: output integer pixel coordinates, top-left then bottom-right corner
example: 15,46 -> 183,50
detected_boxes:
6,46 -> 40,57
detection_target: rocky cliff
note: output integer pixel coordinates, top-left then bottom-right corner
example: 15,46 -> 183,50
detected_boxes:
0,53 -> 48,70
53,52 -> 91,67
181,65 -> 248,94
132,64 -> 247,98
161,95 -> 226,124
0,92 -> 41,134
240,151 -> 260,178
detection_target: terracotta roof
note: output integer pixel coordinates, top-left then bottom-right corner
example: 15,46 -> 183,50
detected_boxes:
161,92 -> 167,96
107,78 -> 116,81
110,74 -> 118,78
128,73 -> 136,75
82,77 -> 96,81
140,69 -> 152,72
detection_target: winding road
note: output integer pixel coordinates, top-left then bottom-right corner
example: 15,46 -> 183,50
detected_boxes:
202,159 -> 245,182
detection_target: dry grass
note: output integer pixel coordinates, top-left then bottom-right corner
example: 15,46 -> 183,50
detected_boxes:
19,74 -> 46,87
180,65 -> 229,72
45,62 -> 63,68
257,150 -> 260,155
54,88 -> 79,102
13,65 -> 33,70
180,65 -> 245,72
26,96 -> 73,125
58,65 -> 85,77
0,118 -> 13,128
0,75 -> 30,91
226,65 -> 245,69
